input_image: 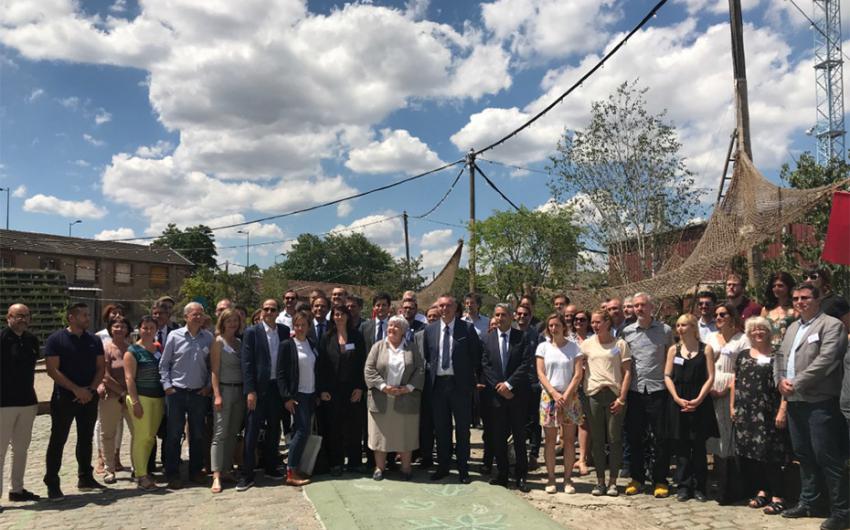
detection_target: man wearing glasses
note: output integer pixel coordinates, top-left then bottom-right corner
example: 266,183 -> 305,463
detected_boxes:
239,299 -> 291,491
803,268 -> 850,333
276,290 -> 299,329
1,304 -> 41,509
694,291 -> 718,343
775,285 -> 848,530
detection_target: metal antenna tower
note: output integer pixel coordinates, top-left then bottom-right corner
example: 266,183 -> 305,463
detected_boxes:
813,0 -> 845,164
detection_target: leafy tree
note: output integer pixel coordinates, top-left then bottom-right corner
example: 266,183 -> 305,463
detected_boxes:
179,267 -> 260,314
153,224 -> 217,269
374,256 -> 426,297
548,80 -> 703,285
472,206 -> 581,302
278,232 -> 394,286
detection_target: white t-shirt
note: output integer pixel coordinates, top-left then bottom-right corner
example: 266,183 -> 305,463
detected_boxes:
535,339 -> 580,392
294,338 -> 316,394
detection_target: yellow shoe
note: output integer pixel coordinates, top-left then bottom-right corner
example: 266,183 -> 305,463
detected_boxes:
653,483 -> 669,498
625,480 -> 642,495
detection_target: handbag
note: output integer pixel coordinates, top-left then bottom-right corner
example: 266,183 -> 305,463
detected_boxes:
298,415 -> 323,476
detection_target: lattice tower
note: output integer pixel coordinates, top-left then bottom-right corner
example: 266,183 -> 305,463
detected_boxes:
814,0 -> 846,164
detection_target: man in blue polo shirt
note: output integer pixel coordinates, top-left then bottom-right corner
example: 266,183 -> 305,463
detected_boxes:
43,302 -> 106,501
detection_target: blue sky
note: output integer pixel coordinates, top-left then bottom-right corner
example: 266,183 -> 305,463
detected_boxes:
0,0 -> 840,273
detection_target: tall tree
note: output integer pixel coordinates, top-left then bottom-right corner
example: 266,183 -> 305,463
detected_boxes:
152,224 -> 217,269
278,232 -> 394,286
472,206 -> 581,302
548,80 -> 703,285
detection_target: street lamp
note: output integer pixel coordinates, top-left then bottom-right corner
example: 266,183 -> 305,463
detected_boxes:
0,187 -> 9,229
68,219 -> 82,237
236,229 -> 250,270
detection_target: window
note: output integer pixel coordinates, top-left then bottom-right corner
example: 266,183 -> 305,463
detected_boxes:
75,259 -> 97,282
39,257 -> 60,270
149,265 -> 169,288
115,262 -> 132,284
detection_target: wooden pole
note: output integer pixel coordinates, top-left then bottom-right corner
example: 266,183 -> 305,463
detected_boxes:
466,149 -> 476,292
403,210 -> 411,286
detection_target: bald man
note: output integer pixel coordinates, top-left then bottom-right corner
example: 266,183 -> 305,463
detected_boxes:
1,304 -> 41,508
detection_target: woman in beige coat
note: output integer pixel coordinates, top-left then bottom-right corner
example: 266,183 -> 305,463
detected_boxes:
364,315 -> 425,481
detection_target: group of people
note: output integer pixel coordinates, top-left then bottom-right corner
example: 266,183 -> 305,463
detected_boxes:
2,269 -> 850,530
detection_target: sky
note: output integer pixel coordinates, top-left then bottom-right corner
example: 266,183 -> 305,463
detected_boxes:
0,0 -> 843,275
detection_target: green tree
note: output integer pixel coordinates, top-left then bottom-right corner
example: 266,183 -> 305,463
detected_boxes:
153,224 -> 217,269
179,267 -> 260,314
472,206 -> 581,302
278,232 -> 394,286
548,80 -> 703,285
374,256 -> 426,297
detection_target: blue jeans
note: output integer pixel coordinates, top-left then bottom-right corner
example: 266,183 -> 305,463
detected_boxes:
787,399 -> 849,518
288,392 -> 314,471
164,388 -> 209,478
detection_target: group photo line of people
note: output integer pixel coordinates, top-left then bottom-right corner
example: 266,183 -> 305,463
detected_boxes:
3,267 -> 850,529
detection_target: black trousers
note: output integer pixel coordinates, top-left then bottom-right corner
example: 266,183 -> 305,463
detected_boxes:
321,384 -> 364,468
740,457 -> 785,499
525,382 -> 541,459
674,436 -> 708,492
417,383 -> 435,464
478,389 -> 492,467
624,389 -> 670,485
487,390 -> 529,479
242,383 -> 284,477
44,392 -> 98,487
432,376 -> 472,473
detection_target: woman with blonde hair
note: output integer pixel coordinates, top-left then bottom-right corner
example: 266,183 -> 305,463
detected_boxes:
210,309 -> 245,493
536,313 -> 583,494
664,314 -> 717,502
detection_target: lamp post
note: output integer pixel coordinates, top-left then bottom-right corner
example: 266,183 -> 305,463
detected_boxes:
68,219 -> 82,237
0,187 -> 9,229
236,229 -> 250,271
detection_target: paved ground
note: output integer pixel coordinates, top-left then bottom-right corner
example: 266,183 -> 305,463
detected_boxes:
0,415 -> 822,529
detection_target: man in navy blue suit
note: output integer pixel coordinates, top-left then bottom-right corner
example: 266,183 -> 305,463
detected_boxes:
422,293 -> 482,484
238,299 -> 290,491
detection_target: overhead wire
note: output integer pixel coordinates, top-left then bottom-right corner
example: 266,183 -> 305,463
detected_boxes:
477,157 -> 549,176
410,166 -> 465,219
784,0 -> 850,64
473,163 -> 522,211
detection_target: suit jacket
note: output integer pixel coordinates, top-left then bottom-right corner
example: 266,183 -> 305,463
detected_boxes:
241,322 -> 291,395
480,328 -> 533,407
360,318 -> 389,353
364,340 -> 425,414
310,319 -> 330,345
318,328 -> 367,391
404,319 -> 425,347
840,342 -> 850,419
422,318 -> 482,390
276,336 -> 325,402
775,311 -> 848,402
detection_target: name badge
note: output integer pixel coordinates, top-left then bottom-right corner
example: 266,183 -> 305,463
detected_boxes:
807,333 -> 820,344
154,351 -> 162,360
610,346 -> 621,357
720,346 -> 732,356
673,357 -> 685,366
756,356 -> 771,366
202,346 -> 210,354
345,343 -> 356,351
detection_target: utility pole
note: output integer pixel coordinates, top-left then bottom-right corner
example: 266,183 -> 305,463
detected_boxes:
728,0 -> 760,289
402,210 -> 411,286
466,148 -> 476,292
0,187 -> 9,230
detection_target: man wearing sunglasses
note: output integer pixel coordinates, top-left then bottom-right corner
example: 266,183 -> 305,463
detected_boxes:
695,291 -> 718,343
775,285 -> 848,530
276,289 -> 299,329
804,268 -> 850,334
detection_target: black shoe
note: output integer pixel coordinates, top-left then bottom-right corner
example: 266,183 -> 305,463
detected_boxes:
401,471 -> 413,481
419,459 -> 433,470
694,490 -> 708,502
330,466 -> 343,477
820,516 -> 850,530
235,477 -> 254,492
372,469 -> 384,481
481,463 -> 492,475
430,469 -> 450,481
783,503 -> 816,519
458,472 -> 471,485
9,489 -> 40,502
47,486 -> 64,502
166,478 -> 183,490
677,488 -> 691,502
489,476 -> 509,487
265,468 -> 285,481
77,476 -> 106,491
516,477 -> 530,493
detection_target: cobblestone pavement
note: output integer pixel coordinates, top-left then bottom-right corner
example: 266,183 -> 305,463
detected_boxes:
0,417 -> 822,529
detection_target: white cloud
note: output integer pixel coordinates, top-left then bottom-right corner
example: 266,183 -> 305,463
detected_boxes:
27,88 -> 44,102
110,0 -> 127,13
58,96 -> 80,109
83,133 -> 105,147
94,109 -> 112,125
336,201 -> 353,217
72,159 -> 90,167
421,243 -> 458,271
329,212 -> 405,255
135,140 -> 173,158
11,185 -> 26,198
404,0 -> 430,20
94,227 -> 135,240
23,193 -> 108,219
420,228 -> 453,248
345,129 -> 444,175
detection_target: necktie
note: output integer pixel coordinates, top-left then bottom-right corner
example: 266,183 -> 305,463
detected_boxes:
317,322 -> 324,338
376,320 -> 383,342
157,329 -> 164,348
406,329 -> 414,344
501,332 -> 509,372
441,325 -> 451,370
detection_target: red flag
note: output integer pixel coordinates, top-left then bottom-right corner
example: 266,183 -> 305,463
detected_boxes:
822,191 -> 850,265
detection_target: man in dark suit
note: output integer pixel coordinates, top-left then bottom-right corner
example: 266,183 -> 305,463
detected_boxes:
310,295 -> 330,343
360,292 -> 392,352
422,293 -> 482,483
401,298 -> 426,345
238,299 -> 290,491
481,303 -> 533,491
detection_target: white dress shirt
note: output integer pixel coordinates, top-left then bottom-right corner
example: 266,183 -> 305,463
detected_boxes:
263,321 -> 280,381
437,319 -> 455,376
380,341 -> 415,392
276,310 -> 295,329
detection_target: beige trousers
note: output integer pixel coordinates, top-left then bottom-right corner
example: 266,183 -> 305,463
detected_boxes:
98,397 -> 133,474
0,405 -> 38,495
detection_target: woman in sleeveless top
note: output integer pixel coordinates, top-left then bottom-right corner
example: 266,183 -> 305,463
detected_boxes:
664,314 -> 717,502
759,271 -> 797,352
210,309 -> 245,493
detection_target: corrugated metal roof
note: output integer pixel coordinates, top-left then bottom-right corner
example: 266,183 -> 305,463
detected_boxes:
0,229 -> 194,266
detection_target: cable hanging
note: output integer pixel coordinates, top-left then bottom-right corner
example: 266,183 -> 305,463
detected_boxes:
410,166 -> 465,219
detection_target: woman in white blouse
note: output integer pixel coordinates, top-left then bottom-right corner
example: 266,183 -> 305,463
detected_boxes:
364,315 -> 425,481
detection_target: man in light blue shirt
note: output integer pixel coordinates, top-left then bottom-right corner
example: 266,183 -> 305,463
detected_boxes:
695,291 -> 718,343
159,302 -> 213,489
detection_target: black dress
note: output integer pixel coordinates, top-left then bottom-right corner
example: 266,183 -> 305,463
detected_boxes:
667,343 -> 719,441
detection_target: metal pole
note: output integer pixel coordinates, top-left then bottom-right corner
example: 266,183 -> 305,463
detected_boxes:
246,232 -> 250,271
402,210 -> 411,285
466,149 -> 476,292
2,188 -> 8,230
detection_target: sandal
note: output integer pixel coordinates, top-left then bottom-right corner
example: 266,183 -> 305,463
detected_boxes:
748,495 -> 769,509
211,477 -> 222,494
764,500 -> 785,515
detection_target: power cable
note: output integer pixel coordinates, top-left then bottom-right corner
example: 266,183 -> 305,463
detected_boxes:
477,157 -> 549,175
472,0 -> 669,157
410,166 -> 465,219
474,163 -> 522,211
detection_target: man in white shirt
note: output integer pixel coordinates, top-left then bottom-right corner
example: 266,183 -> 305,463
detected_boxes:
361,292 -> 392,352
310,296 -> 330,343
462,292 -> 489,337
276,289 -> 299,329
695,291 -> 718,343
